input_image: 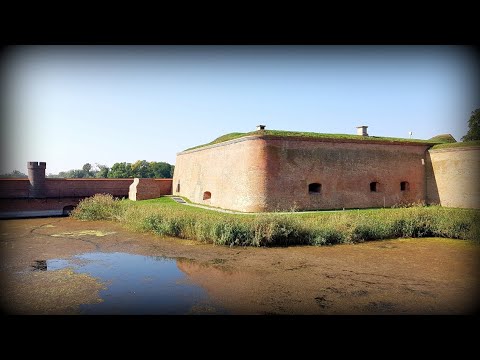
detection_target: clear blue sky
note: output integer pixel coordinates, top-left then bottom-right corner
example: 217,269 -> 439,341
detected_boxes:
1,45 -> 478,175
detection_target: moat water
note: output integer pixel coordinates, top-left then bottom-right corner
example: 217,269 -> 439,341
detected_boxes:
45,252 -> 227,315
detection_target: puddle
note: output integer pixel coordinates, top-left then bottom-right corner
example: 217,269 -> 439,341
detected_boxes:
47,252 -> 227,315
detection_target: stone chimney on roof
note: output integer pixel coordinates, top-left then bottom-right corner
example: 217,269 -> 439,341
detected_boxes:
256,124 -> 266,130
356,125 -> 368,136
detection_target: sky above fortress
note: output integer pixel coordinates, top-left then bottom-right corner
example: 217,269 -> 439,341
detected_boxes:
1,45 -> 478,175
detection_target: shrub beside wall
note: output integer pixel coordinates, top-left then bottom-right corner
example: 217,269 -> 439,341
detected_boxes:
71,195 -> 480,246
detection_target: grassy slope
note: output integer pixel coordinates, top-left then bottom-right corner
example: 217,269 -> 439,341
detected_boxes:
431,140 -> 480,150
428,134 -> 457,143
184,130 -> 440,151
72,195 -> 480,247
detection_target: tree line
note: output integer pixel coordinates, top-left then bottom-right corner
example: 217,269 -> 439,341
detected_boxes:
0,161 -> 174,179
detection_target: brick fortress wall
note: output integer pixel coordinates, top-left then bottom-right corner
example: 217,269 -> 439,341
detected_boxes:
0,162 -> 173,218
173,135 -> 432,212
426,146 -> 480,209
129,178 -> 173,201
173,136 -> 269,212
262,137 -> 430,211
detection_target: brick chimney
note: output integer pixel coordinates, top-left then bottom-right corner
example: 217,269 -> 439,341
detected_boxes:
356,125 -> 368,136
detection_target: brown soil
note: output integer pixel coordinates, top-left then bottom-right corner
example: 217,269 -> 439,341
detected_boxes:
0,217 -> 478,315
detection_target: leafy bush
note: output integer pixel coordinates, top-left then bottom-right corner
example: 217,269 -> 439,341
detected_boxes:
71,196 -> 480,246
70,194 -> 124,221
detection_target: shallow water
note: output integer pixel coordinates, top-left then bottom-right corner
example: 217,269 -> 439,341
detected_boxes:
47,252 -> 226,315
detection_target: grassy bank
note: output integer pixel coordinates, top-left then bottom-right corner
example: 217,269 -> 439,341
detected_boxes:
184,130 -> 438,151
71,194 -> 480,247
431,140 -> 480,150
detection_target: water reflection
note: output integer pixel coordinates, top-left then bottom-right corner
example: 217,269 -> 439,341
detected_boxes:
47,252 -> 226,315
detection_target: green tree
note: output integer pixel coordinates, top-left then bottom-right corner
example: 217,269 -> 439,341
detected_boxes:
82,163 -> 92,177
70,169 -> 87,178
0,170 -> 28,178
95,164 -> 110,178
149,161 -> 174,178
132,160 -> 153,178
108,162 -> 133,178
462,108 -> 480,141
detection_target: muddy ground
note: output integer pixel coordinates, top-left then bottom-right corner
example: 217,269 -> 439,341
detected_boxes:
0,217 -> 478,315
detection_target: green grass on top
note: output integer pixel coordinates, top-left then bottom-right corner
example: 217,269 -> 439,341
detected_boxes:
184,132 -> 248,151
431,140 -> 480,150
183,129 -> 440,151
428,134 -> 457,143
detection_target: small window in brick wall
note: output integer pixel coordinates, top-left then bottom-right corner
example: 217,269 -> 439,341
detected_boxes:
400,181 -> 409,191
309,183 -> 322,193
203,191 -> 211,200
370,182 -> 379,192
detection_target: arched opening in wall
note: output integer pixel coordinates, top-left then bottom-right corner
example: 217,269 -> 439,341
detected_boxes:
176,181 -> 180,192
308,183 -> 322,194
400,181 -> 409,191
203,191 -> 211,200
62,205 -> 75,216
370,182 -> 379,192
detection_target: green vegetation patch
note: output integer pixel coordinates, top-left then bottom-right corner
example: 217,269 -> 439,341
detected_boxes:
428,134 -> 457,143
184,130 -> 439,151
431,140 -> 480,150
71,194 -> 480,247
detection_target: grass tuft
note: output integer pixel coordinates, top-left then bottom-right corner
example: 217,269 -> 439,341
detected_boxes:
71,195 -> 480,246
184,130 -> 440,151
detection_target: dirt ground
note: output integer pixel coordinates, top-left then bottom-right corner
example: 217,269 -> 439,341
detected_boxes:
0,217 -> 478,315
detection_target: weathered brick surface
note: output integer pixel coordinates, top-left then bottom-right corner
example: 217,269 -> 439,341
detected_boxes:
0,176 -> 173,217
44,179 -> 134,198
173,136 -> 269,212
427,147 -> 480,209
0,179 -> 133,199
173,135 -> 431,212
262,138 -> 429,211
0,179 -> 30,198
129,178 -> 173,201
0,197 -> 81,212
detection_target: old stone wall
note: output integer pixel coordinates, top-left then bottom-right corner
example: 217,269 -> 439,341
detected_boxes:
0,179 -> 30,198
0,197 -> 83,218
426,146 -> 480,209
173,136 -> 269,212
0,177 -> 172,218
0,178 -> 133,199
129,178 -> 173,201
173,135 -> 431,212
262,138 -> 430,211
44,179 -> 134,198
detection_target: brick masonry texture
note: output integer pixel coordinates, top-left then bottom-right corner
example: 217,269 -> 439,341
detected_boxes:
262,138 -> 429,211
427,146 -> 480,209
0,177 -> 172,216
0,179 -> 133,199
129,178 -> 172,201
1,138 -> 478,216
173,137 -> 269,212
0,197 -> 83,213
173,135 -> 435,212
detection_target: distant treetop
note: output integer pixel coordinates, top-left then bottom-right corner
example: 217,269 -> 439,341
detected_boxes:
462,108 -> 480,142
0,170 -> 28,178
